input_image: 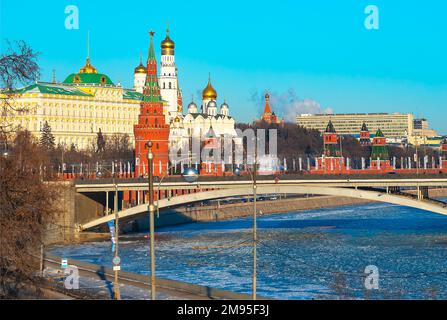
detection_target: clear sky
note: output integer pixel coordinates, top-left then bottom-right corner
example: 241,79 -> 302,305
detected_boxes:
1,0 -> 446,134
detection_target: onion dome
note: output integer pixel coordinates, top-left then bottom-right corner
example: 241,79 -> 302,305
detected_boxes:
221,102 -> 229,109
174,116 -> 181,123
134,53 -> 147,74
161,28 -> 175,55
207,100 -> 217,109
187,101 -> 198,111
202,76 -> 217,100
134,63 -> 146,74
79,57 -> 97,74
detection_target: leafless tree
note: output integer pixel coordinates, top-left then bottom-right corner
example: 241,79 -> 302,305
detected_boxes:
0,40 -> 40,138
0,131 -> 59,298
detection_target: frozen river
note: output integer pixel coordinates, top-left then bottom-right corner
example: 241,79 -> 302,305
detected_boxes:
50,199 -> 447,299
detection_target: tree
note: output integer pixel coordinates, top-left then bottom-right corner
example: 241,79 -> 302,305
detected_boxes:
0,40 -> 40,135
0,130 -> 58,297
39,121 -> 55,150
96,129 -> 106,153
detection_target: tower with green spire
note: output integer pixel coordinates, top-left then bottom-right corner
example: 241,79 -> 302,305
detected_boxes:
323,120 -> 340,157
134,31 -> 170,177
371,128 -> 391,170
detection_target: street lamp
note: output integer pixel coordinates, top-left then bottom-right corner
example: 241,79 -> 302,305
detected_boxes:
234,160 -> 257,300
145,141 -> 157,300
145,140 -> 199,300
96,167 -> 121,300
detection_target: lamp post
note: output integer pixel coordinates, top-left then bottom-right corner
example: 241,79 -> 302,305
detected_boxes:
234,151 -> 257,300
96,167 -> 120,300
145,141 -> 156,300
145,142 -> 198,300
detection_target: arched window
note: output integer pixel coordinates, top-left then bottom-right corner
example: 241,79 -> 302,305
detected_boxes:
169,82 -> 172,89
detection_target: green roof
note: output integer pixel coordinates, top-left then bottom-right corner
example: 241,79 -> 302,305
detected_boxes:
63,73 -> 114,85
375,128 -> 385,137
123,90 -> 143,100
11,83 -> 93,96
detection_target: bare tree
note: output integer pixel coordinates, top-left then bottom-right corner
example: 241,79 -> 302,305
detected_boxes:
0,131 -> 58,298
0,40 -> 40,136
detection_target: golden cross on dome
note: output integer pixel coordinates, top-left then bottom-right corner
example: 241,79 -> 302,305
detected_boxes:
149,31 -> 155,37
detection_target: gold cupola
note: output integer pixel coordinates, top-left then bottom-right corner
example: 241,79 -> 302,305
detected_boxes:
79,57 -> 98,74
161,26 -> 175,55
202,75 -> 217,100
134,52 -> 147,74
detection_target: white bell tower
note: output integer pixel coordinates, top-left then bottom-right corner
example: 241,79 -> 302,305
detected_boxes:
159,26 -> 179,123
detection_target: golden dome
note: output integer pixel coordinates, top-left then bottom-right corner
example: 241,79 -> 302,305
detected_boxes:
161,29 -> 175,55
79,58 -> 98,74
134,62 -> 146,74
174,116 -> 181,122
202,77 -> 217,100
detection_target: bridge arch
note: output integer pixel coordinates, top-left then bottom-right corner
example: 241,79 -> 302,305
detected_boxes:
81,185 -> 447,230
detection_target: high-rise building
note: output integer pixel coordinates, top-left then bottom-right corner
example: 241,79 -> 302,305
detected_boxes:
297,113 -> 414,139
134,32 -> 170,177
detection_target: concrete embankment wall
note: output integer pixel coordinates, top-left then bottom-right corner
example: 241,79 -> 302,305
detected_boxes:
174,195 -> 371,222
44,255 -> 257,300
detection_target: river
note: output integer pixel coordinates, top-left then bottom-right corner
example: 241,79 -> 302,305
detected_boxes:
50,199 -> 447,299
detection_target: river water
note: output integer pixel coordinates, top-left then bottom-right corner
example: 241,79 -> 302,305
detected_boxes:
50,199 -> 447,300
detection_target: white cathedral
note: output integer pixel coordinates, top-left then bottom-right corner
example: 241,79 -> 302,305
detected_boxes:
133,28 -> 237,150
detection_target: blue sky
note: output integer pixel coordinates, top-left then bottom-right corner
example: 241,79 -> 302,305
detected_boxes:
1,0 -> 447,133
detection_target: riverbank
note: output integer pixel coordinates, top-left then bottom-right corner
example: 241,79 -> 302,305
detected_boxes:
40,255 -> 258,300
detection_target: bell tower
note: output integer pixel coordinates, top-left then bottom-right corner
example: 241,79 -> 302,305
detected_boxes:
159,24 -> 180,123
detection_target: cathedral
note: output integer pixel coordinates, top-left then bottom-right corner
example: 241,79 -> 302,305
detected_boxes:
133,27 -> 238,155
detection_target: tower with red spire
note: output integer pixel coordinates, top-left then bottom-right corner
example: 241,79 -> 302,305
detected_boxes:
134,31 -> 170,177
261,93 -> 279,124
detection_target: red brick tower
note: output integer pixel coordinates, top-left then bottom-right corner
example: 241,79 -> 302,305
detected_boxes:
316,120 -> 344,172
441,137 -> 447,169
359,122 -> 371,146
261,93 -> 279,124
134,31 -> 170,177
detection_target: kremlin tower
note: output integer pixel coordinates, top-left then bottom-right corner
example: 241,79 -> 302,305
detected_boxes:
134,32 -> 170,177
258,92 -> 283,126
315,120 -> 345,172
370,128 -> 391,170
359,122 -> 371,146
441,137 -> 447,169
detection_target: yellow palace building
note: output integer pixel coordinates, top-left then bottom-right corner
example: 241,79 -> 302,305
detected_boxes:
2,55 -> 142,150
